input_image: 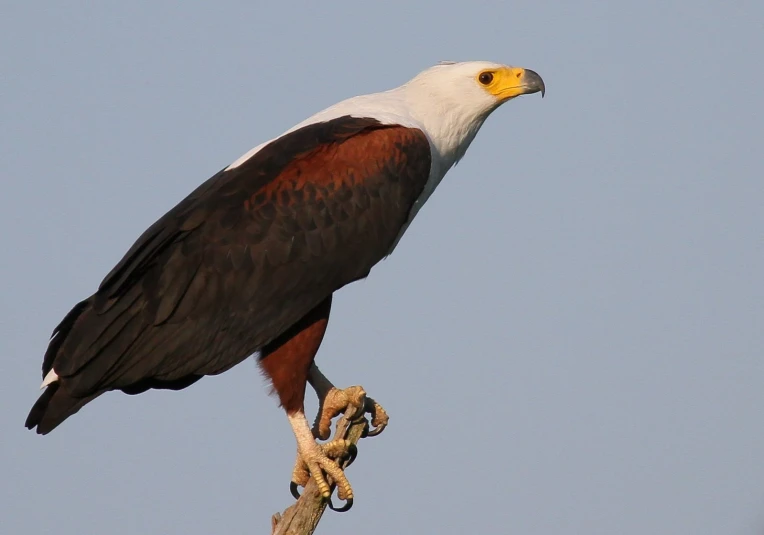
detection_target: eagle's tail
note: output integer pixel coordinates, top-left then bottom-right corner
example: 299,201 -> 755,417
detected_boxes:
25,383 -> 101,435
26,291 -> 204,434
25,297 -> 103,434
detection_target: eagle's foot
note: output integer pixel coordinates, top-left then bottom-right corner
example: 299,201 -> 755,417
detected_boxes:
312,386 -> 389,440
312,385 -> 365,440
290,437 -> 357,512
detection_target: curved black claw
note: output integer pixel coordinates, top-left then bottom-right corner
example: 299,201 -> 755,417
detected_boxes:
344,443 -> 358,467
290,481 -> 302,500
365,422 -> 385,437
328,496 -> 354,513
361,397 -> 389,437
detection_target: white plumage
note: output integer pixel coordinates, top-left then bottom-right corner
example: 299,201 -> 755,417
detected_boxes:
40,368 -> 58,389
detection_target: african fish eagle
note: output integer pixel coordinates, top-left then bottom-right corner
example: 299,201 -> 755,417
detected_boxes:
26,61 -> 545,510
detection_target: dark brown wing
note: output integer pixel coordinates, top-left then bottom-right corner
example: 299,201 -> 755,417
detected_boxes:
26,115 -> 431,433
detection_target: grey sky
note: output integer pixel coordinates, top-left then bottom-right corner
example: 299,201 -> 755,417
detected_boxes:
2,1 -> 763,534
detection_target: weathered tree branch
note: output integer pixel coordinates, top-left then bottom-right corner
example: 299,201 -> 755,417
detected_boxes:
270,407 -> 369,535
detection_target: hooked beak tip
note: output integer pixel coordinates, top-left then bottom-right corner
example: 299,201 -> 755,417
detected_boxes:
522,68 -> 545,98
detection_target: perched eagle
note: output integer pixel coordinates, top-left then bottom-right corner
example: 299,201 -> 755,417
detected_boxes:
26,61 -> 544,510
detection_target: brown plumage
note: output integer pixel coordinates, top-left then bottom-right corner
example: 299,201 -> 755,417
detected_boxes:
26,116 -> 432,434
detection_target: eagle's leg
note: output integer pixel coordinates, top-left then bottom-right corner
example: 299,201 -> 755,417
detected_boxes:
307,364 -> 389,441
258,296 -> 355,510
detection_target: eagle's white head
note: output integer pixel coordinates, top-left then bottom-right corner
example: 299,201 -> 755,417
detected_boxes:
398,61 -> 545,169
405,61 -> 545,114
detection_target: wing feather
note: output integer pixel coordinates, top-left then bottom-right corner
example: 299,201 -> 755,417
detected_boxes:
32,116 -> 432,431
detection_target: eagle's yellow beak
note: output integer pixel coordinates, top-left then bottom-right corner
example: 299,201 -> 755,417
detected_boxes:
483,67 -> 546,101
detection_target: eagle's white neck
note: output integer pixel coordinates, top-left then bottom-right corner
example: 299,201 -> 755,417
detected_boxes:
377,82 -> 492,252
397,82 -> 490,175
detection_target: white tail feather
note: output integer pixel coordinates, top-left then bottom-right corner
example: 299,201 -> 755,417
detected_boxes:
40,369 -> 58,389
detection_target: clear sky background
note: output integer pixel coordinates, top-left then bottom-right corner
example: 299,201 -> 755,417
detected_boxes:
2,1 -> 763,534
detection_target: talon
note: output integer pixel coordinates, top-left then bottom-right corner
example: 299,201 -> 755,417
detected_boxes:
313,386 -> 366,440
290,377 -> 390,512
322,439 -> 357,466
363,397 -> 389,437
311,386 -> 390,441
328,496 -> 354,513
345,443 -> 358,467
288,419 -> 357,508
320,438 -> 352,458
310,464 -> 332,498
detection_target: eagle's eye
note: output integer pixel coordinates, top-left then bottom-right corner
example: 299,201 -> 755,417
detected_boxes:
478,72 -> 494,85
